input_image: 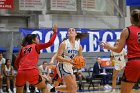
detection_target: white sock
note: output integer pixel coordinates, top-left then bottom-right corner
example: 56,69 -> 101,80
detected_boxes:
8,88 -> 12,92
27,87 -> 30,92
14,88 -> 16,93
35,87 -> 39,92
0,89 -> 3,92
47,83 -> 53,91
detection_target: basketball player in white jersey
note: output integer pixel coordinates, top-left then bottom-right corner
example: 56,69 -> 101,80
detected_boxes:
110,39 -> 127,92
52,28 -> 88,93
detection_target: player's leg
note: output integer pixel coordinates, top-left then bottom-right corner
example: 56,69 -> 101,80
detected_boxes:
29,70 -> 49,93
34,76 -> 48,93
121,60 -> 140,93
16,86 -> 24,93
16,71 -> 26,93
112,69 -> 119,89
55,63 -> 77,93
121,81 -> 135,93
55,74 -> 77,93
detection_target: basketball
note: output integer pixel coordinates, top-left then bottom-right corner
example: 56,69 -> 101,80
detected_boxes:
73,56 -> 86,69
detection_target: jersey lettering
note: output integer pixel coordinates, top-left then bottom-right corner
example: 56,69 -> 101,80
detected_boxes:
24,47 -> 32,54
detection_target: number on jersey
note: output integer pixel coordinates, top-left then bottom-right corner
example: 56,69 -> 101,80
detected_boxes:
118,57 -> 121,61
24,47 -> 32,54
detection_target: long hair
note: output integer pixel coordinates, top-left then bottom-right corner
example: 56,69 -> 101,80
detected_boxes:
21,34 -> 37,47
5,59 -> 10,65
67,28 -> 89,40
131,9 -> 140,27
76,32 -> 89,40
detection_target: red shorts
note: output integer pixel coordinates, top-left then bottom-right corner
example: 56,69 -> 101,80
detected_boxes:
16,69 -> 41,87
122,60 -> 140,83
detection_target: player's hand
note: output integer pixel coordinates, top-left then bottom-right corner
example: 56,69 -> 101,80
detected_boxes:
101,41 -> 112,50
69,59 -> 76,65
52,24 -> 57,33
49,61 -> 54,65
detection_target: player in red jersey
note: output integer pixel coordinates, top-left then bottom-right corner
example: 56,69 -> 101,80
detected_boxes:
14,25 -> 57,93
101,9 -> 140,93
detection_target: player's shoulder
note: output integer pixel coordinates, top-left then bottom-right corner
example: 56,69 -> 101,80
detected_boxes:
61,40 -> 67,46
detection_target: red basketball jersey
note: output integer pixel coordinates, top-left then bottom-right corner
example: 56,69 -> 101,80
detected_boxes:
126,26 -> 140,58
18,44 -> 39,71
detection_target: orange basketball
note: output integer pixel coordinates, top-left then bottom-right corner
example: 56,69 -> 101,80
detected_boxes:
73,56 -> 86,69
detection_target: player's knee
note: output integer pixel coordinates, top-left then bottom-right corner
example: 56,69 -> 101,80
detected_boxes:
71,85 -> 78,92
75,83 -> 78,90
66,85 -> 73,92
67,84 -> 77,92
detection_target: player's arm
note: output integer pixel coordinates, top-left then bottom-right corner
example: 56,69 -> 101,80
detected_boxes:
14,49 -> 22,70
102,28 -> 128,53
49,53 -> 57,64
36,25 -> 57,51
56,42 -> 73,64
78,45 -> 83,56
36,32 -> 57,51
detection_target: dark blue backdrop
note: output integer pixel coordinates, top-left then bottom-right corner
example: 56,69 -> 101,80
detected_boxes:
126,0 -> 140,6
19,28 -> 122,53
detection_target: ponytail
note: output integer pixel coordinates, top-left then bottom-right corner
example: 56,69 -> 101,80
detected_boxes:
76,32 -> 89,40
131,9 -> 140,27
68,28 -> 89,40
138,10 -> 140,27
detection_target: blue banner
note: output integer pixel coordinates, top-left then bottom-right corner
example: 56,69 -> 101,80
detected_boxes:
126,0 -> 140,6
19,28 -> 122,53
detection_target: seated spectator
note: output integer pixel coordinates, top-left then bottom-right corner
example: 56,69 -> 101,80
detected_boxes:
92,57 -> 112,91
0,52 -> 5,93
38,61 -> 53,91
38,61 -> 52,83
3,59 -> 16,93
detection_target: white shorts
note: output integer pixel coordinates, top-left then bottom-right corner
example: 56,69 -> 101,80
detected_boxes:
56,63 -> 73,79
114,63 -> 125,70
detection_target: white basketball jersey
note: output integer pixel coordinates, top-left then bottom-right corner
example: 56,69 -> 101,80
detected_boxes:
5,65 -> 13,75
39,65 -> 50,75
57,39 -> 80,78
111,49 -> 127,66
63,39 -> 80,64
